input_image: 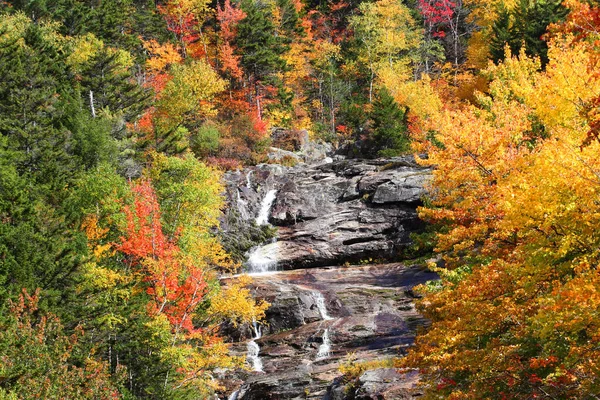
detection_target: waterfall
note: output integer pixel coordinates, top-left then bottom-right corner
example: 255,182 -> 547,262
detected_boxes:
246,241 -> 278,273
246,320 -> 263,372
246,170 -> 253,188
316,329 -> 331,360
246,188 -> 278,273
228,390 -> 240,400
255,189 -> 277,226
313,291 -> 333,320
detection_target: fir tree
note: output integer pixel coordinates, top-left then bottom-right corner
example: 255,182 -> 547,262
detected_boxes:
370,88 -> 409,157
490,0 -> 567,67
236,0 -> 287,84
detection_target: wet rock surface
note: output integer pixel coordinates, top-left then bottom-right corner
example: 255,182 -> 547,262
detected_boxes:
219,263 -> 435,399
222,156 -> 431,269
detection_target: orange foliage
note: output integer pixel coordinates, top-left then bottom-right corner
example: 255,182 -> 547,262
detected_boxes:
117,179 -> 207,334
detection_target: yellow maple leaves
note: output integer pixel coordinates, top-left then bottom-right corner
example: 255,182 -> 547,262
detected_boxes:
405,31 -> 600,398
208,274 -> 270,327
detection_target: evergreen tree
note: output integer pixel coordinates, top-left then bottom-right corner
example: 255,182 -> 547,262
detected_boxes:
370,88 -> 409,157
277,0 -> 304,38
78,48 -> 150,122
490,0 -> 567,66
236,0 -> 287,84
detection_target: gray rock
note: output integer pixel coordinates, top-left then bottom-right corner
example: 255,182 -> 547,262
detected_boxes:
354,368 -> 421,400
220,264 -> 435,400
221,156 -> 432,270
267,147 -> 303,163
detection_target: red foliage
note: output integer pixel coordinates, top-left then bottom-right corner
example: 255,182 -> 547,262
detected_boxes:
118,179 -> 173,261
158,4 -> 201,50
217,0 -> 246,80
418,0 -> 456,25
418,0 -> 456,39
219,41 -> 244,80
217,0 -> 246,42
206,156 -> 243,170
117,179 -> 207,334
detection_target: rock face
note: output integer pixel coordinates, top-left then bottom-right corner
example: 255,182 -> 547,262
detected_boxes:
222,156 -> 431,270
219,155 -> 436,399
219,263 -> 435,400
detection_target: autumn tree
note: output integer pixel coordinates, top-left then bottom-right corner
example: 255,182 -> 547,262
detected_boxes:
349,0 -> 422,102
403,24 -> 600,398
0,290 -> 119,399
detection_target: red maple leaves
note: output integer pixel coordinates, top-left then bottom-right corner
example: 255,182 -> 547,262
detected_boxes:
117,179 -> 207,334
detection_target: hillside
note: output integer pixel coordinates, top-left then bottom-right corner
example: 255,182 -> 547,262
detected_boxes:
1,0 -> 600,398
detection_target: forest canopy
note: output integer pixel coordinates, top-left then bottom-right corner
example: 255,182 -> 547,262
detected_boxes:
1,0 -> 599,398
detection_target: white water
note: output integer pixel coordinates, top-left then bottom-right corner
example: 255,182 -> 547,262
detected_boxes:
246,320 -> 263,372
316,328 -> 331,360
228,390 -> 240,400
313,291 -> 333,320
246,170 -> 253,188
246,242 -> 278,273
255,189 -> 277,226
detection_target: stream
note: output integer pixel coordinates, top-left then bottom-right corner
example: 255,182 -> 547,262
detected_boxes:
219,156 -> 436,399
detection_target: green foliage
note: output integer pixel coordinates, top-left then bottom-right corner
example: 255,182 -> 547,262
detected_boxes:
0,290 -> 119,399
236,0 -> 287,84
370,88 -> 410,156
77,48 -> 150,121
191,122 -> 221,158
490,0 -> 568,67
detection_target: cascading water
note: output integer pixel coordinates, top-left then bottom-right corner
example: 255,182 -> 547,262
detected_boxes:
313,291 -> 333,320
227,390 -> 240,400
316,328 -> 331,360
245,170 -> 253,188
312,290 -> 334,360
255,189 -> 277,226
245,189 -> 279,273
246,320 -> 263,372
246,241 -> 278,273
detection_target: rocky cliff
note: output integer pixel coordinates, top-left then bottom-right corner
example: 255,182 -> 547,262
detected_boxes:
218,155 -> 435,399
219,264 -> 436,399
222,156 -> 431,271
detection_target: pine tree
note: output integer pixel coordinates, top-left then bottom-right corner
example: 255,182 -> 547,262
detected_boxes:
490,0 -> 567,67
370,88 -> 409,157
78,48 -> 150,122
236,0 -> 287,85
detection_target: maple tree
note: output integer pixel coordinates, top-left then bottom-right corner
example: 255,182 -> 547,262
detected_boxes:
402,14 -> 600,396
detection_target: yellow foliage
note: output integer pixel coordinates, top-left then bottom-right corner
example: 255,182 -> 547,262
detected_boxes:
405,31 -> 600,399
66,33 -> 104,71
77,263 -> 133,329
165,0 -> 212,19
339,354 -> 395,382
157,60 -> 227,129
0,12 -> 30,46
208,275 -> 270,327
81,215 -> 113,259
143,39 -> 183,72
386,75 -> 443,122
350,0 -> 421,88
66,33 -> 133,74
